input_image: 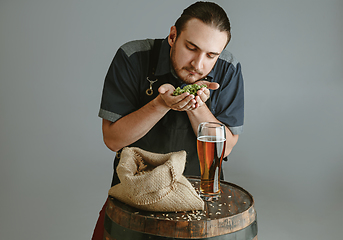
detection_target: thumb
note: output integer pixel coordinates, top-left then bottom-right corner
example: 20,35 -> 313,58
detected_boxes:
206,82 -> 220,90
158,84 -> 174,94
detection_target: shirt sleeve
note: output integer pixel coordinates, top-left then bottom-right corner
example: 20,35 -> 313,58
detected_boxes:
98,47 -> 142,122
211,61 -> 244,135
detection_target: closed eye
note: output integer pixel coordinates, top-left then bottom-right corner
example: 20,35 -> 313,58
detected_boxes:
185,40 -> 220,59
186,45 -> 197,51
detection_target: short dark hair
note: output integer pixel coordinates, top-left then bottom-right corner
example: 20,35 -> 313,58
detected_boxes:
175,1 -> 231,45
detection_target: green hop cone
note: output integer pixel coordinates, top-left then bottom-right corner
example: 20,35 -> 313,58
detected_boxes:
172,84 -> 207,96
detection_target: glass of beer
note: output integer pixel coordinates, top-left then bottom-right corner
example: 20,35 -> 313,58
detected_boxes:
197,122 -> 226,201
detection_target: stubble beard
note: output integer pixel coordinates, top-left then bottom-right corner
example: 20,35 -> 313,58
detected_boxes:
170,46 -> 204,84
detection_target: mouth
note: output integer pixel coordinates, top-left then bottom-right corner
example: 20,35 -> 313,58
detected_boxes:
185,67 -> 203,76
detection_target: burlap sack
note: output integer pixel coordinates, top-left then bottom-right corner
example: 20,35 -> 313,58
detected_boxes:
108,147 -> 204,212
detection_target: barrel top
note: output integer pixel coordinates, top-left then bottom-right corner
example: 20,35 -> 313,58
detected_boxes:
106,177 -> 257,238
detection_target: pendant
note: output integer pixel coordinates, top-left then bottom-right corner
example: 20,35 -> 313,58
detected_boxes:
146,77 -> 158,96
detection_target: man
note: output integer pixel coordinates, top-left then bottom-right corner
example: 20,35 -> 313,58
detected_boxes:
93,2 -> 244,239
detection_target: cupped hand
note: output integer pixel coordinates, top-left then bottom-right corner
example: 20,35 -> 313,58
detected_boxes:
192,80 -> 219,108
158,84 -> 196,111
158,81 -> 220,111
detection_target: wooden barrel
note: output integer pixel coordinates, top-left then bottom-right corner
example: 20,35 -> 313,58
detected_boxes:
104,177 -> 257,239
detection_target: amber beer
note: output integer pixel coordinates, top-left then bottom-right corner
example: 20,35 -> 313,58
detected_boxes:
197,136 -> 226,199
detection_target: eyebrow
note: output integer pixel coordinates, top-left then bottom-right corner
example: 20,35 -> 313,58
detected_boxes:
186,40 -> 221,56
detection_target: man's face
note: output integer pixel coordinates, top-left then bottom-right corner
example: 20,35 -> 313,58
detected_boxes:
168,18 -> 228,84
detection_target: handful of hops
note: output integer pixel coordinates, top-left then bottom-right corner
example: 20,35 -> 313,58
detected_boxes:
173,84 -> 207,96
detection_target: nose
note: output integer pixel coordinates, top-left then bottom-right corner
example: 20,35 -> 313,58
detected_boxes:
191,53 -> 205,70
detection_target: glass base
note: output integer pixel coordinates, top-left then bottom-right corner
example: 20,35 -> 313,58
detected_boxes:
199,193 -> 220,201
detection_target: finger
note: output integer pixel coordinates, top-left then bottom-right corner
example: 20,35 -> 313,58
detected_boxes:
195,95 -> 204,107
180,95 -> 196,109
185,97 -> 197,109
172,94 -> 195,110
184,99 -> 197,110
189,98 -> 200,110
171,92 -> 190,105
196,89 -> 209,103
187,104 -> 197,111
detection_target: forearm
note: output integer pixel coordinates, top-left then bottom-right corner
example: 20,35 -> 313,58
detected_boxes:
102,95 -> 170,152
186,105 -> 238,157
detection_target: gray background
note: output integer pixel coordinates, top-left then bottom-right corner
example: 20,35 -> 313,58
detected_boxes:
1,0 -> 342,239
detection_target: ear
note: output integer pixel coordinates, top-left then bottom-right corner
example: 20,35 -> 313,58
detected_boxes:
168,26 -> 177,47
